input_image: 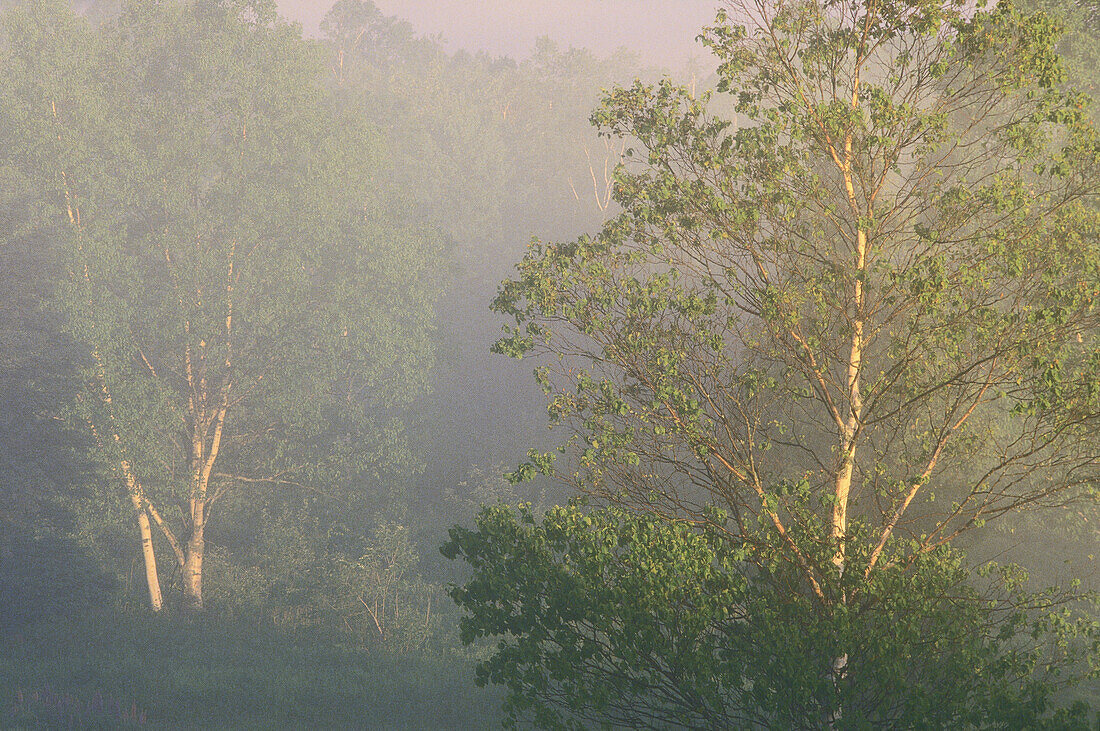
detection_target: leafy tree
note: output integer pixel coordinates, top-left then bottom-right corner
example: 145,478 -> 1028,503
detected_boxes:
0,0 -> 441,611
0,122 -> 106,623
468,0 -> 1100,721
334,521 -> 442,652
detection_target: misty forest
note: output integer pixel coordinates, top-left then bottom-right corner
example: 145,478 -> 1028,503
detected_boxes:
0,0 -> 1099,727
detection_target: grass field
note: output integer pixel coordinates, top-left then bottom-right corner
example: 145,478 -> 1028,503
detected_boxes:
0,609 -> 502,729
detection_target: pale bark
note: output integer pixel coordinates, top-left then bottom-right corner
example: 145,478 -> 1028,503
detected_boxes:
176,405 -> 225,611
128,487 -> 163,612
182,523 -> 205,611
80,360 -> 165,612
145,500 -> 185,568
829,104 -> 867,576
54,98 -> 168,613
827,33 -> 871,728
831,227 -> 864,572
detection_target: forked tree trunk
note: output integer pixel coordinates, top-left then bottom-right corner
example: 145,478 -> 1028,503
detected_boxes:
177,398 -> 224,612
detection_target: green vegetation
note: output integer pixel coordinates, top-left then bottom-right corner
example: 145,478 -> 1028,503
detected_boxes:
462,0 -> 1100,724
446,504 -> 1096,728
0,610 -> 501,729
0,0 -> 1097,727
2,0 -> 444,612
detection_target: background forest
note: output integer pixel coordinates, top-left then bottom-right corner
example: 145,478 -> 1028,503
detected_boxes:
0,0 -> 1097,727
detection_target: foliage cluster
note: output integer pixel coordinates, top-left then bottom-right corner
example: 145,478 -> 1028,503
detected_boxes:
446,503 -> 1099,728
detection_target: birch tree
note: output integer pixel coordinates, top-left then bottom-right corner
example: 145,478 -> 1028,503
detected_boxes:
481,0 -> 1100,720
0,0 -> 440,611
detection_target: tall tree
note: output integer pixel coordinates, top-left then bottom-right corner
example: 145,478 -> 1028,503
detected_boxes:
485,0 -> 1100,718
0,0 -> 441,611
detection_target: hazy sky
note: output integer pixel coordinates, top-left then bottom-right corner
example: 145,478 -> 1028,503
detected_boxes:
275,0 -> 723,69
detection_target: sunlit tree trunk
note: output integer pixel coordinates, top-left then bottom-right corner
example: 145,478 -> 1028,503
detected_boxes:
183,522 -> 205,611
86,406 -> 166,613
130,493 -> 164,612
182,416 -> 221,612
52,99 -> 168,613
826,57 -> 869,726
176,408 -> 226,612
88,360 -> 166,613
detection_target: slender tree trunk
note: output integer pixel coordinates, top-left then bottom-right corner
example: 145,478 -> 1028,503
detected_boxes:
54,113 -> 167,613
182,520 -> 205,611
127,490 -> 163,612
174,250 -> 233,613
827,272 -> 860,724
93,411 -> 165,614
180,403 -> 223,612
827,63 -> 868,723
183,426 -> 209,612
831,157 -> 867,576
826,306 -> 860,722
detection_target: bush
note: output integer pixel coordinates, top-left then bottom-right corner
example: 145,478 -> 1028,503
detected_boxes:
443,503 -> 1099,728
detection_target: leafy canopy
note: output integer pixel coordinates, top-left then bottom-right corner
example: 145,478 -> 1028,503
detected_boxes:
493,0 -> 1100,589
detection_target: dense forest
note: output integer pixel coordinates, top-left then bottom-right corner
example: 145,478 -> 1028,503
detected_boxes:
0,0 -> 1098,727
